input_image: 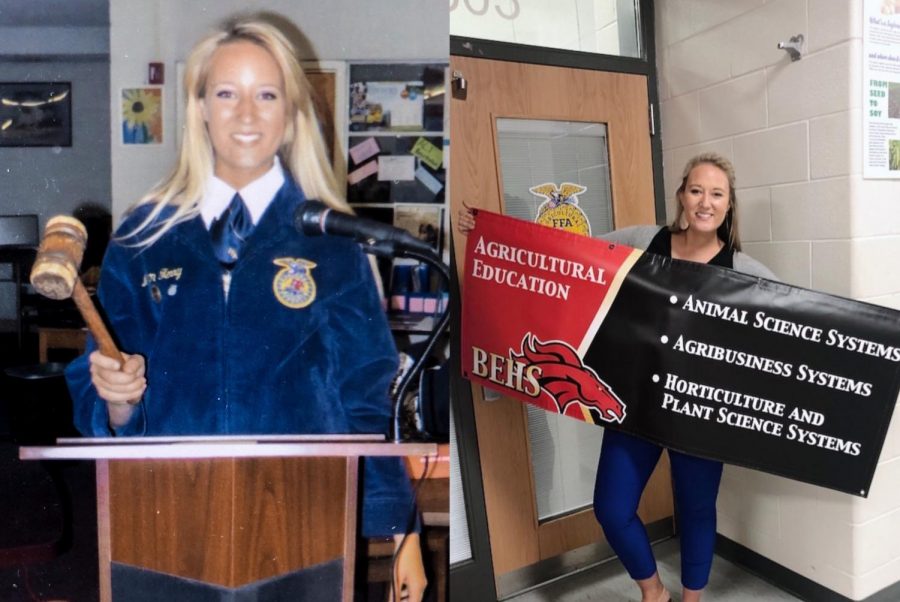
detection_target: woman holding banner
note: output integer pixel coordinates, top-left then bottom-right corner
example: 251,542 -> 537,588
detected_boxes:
458,152 -> 775,602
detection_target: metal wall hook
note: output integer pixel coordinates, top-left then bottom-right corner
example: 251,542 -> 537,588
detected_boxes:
777,34 -> 804,61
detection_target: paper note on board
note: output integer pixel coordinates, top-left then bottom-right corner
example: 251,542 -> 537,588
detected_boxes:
348,160 -> 378,185
415,165 -> 443,194
410,137 -> 443,170
378,155 -> 416,181
349,137 -> 380,165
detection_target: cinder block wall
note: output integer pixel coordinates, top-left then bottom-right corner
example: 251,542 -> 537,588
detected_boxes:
655,1 -> 900,598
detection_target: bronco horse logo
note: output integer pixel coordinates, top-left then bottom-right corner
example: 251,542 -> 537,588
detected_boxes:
512,333 -> 626,424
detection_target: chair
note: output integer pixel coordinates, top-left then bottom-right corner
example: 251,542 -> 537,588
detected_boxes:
4,363 -> 80,445
0,214 -> 39,350
0,214 -> 38,247
38,326 -> 88,363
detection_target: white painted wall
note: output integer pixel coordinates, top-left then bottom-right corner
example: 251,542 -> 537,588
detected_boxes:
656,1 -> 900,599
109,0 -> 447,224
450,0 -> 630,56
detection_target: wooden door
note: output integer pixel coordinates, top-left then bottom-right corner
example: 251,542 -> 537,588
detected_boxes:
305,69 -> 339,168
450,55 -> 673,588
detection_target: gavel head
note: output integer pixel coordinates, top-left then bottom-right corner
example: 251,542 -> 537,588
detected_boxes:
30,216 -> 88,300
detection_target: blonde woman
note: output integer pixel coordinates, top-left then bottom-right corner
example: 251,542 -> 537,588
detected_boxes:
458,153 -> 775,602
66,19 -> 426,600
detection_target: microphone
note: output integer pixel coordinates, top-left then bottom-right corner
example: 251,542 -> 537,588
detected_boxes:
295,201 -> 435,256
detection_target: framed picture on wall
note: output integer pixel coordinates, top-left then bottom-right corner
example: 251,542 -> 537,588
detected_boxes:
122,87 -> 163,145
0,82 -> 72,147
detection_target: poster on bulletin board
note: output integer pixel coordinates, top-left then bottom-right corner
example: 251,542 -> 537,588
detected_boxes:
863,0 -> 900,178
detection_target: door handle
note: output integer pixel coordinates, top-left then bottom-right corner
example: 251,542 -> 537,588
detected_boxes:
452,70 -> 467,100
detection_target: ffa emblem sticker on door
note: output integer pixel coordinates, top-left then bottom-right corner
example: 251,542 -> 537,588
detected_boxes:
530,183 -> 591,237
272,258 -> 317,309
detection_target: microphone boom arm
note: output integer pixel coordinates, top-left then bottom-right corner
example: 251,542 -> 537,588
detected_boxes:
376,245 -> 450,442
296,200 -> 450,440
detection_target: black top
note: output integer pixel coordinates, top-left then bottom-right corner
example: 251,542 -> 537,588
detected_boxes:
647,227 -> 733,268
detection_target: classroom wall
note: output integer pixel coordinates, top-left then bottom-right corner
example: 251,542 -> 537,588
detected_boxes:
655,1 -> 900,598
0,16 -> 110,324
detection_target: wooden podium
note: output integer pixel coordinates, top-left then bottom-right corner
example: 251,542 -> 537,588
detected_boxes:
20,435 -> 437,601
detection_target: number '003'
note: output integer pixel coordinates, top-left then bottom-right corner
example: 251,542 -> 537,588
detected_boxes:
449,0 -> 519,20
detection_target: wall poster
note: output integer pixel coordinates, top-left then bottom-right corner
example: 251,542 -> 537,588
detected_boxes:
864,0 -> 900,177
122,87 -> 162,145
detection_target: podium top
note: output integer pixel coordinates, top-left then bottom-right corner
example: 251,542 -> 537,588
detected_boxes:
19,434 -> 438,461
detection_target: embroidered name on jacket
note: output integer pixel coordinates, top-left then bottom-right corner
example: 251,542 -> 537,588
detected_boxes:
142,266 -> 184,302
272,257 -> 317,308
141,266 -> 183,288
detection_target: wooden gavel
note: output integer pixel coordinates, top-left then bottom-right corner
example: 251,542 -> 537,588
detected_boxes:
29,216 -> 124,364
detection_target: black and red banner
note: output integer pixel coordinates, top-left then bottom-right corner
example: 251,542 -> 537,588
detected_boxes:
461,210 -> 900,497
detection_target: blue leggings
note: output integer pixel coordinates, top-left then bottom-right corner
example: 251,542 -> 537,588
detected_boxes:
593,429 -> 723,590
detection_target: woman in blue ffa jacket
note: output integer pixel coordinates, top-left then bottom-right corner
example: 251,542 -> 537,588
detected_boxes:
458,153 -> 775,602
65,19 -> 426,600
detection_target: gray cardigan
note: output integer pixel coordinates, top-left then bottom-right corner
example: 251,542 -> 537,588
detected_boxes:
602,225 -> 777,280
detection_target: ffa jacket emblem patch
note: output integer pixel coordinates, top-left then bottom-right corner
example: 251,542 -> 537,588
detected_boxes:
530,183 -> 592,236
272,257 -> 317,309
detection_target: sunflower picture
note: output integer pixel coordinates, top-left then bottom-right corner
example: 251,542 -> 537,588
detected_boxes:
122,87 -> 162,144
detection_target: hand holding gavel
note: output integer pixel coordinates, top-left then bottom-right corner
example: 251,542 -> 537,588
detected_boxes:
88,351 -> 146,416
30,216 -> 146,412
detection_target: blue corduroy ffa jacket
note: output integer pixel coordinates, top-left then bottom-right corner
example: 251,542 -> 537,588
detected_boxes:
65,178 -> 416,537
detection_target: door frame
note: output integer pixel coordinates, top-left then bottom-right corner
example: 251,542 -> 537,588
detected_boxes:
449,0 -> 664,597
449,244 -> 498,601
450,0 -> 663,218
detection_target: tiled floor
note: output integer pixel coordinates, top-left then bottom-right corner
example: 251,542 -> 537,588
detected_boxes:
507,537 -> 802,602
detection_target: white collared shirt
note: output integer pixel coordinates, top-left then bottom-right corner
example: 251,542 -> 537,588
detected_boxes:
199,158 -> 286,230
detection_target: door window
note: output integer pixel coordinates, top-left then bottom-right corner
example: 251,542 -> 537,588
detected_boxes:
450,408 -> 473,563
496,116 -> 614,520
496,118 -> 614,239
